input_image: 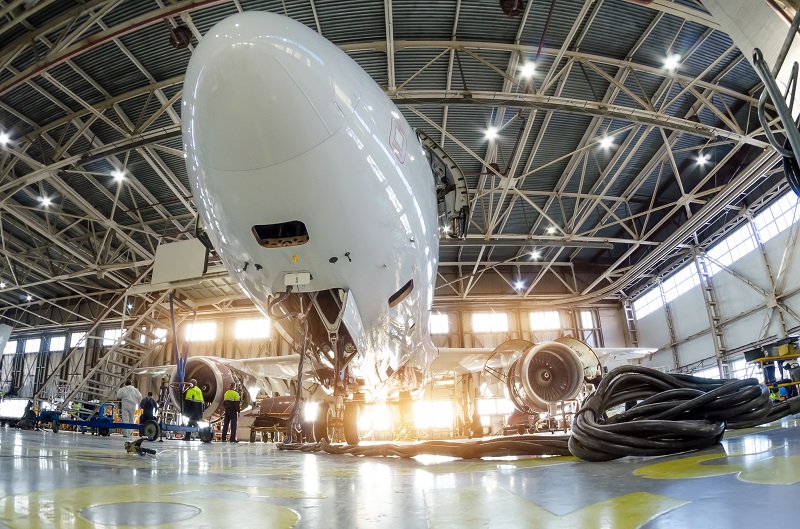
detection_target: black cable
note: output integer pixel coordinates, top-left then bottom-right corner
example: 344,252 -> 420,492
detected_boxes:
570,365 -> 800,462
280,366 -> 800,461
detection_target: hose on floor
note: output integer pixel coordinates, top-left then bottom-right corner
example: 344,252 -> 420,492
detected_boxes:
278,366 -> 800,461
278,434 -> 572,458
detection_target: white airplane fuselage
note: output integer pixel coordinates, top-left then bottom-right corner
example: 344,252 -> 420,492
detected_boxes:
183,12 -> 439,391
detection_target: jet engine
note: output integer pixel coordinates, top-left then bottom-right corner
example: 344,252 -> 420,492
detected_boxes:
169,357 -> 252,420
486,337 -> 600,413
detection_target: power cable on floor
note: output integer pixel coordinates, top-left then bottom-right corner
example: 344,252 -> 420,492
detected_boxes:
278,366 -> 800,461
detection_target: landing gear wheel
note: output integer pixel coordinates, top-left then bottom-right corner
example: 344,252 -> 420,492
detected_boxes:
343,402 -> 360,445
141,420 -> 161,441
52,420 -> 59,433
199,428 -> 213,443
99,427 -> 110,437
313,404 -> 331,443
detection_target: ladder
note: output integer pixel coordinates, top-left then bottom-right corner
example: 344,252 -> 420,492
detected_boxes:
622,298 -> 639,347
37,290 -> 172,419
693,247 -> 727,378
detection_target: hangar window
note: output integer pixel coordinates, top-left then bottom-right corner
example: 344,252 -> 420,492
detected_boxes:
661,265 -> 699,304
633,288 -> 662,319
24,338 -> 41,353
103,328 -> 123,346
472,312 -> 509,333
388,279 -> 414,308
235,318 -> 270,339
185,322 -> 216,342
529,311 -> 561,331
252,221 -> 309,248
3,340 -> 16,355
154,328 -> 168,343
70,332 -> 86,348
49,336 -> 65,352
706,224 -> 757,275
429,313 -> 449,335
753,192 -> 800,243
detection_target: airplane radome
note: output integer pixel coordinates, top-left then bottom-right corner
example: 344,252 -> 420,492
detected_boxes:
180,11 -> 647,444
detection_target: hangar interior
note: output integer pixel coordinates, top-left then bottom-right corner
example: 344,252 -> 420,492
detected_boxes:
2,0 -> 800,527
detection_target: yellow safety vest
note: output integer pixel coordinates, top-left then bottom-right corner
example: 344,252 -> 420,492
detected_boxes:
223,389 -> 240,402
185,386 -> 204,402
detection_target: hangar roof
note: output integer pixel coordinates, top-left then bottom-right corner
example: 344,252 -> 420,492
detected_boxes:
0,0 -> 788,331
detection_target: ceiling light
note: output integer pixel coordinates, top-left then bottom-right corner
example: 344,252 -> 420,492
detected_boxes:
520,62 -> 535,78
0,282 -> 5,288
664,53 -> 681,71
599,136 -> 614,149
546,226 -> 557,234
514,280 -> 525,291
696,152 -> 711,166
485,127 -> 498,140
39,196 -> 52,207
530,250 -> 541,260
127,303 -> 133,309
26,295 -> 32,302
0,131 -> 9,145
112,169 -> 125,180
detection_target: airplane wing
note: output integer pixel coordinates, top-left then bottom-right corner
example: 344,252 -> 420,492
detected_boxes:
228,354 -> 311,380
133,355 -> 306,380
593,347 -> 657,364
430,343 -> 657,375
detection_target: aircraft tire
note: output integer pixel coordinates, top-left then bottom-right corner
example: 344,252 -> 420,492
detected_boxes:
343,402 -> 360,445
312,404 -> 330,443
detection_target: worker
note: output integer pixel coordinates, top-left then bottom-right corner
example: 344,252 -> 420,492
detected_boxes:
139,392 -> 158,423
183,379 -> 204,441
158,380 -> 170,406
222,382 -> 241,443
116,380 -> 142,437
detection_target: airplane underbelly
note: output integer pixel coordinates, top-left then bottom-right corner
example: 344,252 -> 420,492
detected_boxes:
183,11 -> 439,383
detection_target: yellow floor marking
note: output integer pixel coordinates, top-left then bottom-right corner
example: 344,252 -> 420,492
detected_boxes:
635,454 -> 743,480
0,484 -> 302,529
636,451 -> 800,485
737,455 -> 800,485
424,487 -> 687,529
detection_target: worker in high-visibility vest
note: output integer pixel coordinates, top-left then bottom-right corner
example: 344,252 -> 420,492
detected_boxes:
221,382 -> 241,443
183,379 -> 204,441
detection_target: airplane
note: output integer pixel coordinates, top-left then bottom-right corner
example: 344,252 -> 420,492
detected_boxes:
149,10 -> 654,443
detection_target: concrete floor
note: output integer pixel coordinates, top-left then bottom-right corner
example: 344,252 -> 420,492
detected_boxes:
2,420 -> 800,528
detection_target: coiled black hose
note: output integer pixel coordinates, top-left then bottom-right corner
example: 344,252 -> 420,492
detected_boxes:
280,366 -> 800,462
570,365 -> 800,462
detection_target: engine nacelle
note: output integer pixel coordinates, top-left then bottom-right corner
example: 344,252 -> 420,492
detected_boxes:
493,338 -> 599,413
169,357 -> 251,420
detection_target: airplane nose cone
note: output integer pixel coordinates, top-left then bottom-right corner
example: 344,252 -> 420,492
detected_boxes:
183,12 -> 362,171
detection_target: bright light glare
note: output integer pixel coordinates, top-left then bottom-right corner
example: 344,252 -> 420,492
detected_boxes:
39,196 -> 52,207
530,250 -> 541,260
0,282 -> 4,288
599,136 -> 614,149
485,127 -> 498,140
303,401 -> 319,422
546,226 -> 557,234
0,399 -> 28,419
26,295 -> 32,302
696,152 -> 711,166
413,400 -> 453,429
126,303 -> 133,309
664,53 -> 681,71
514,280 -> 525,291
0,132 -> 9,145
520,62 -> 535,78
111,169 -> 125,180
